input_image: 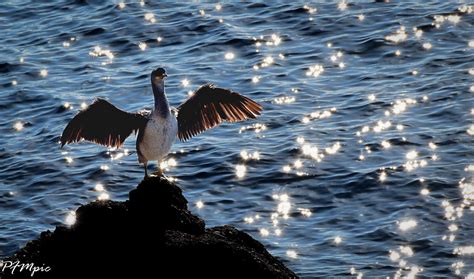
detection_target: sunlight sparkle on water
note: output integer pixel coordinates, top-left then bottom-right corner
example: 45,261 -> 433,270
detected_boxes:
303,5 -> 317,14
181,79 -> 190,87
239,123 -> 267,134
196,200 -> 204,209
240,150 -> 260,161
277,200 -> 291,216
302,144 -> 322,161
454,246 -> 474,255
399,219 -> 417,231
160,158 -> 177,170
139,42 -> 147,51
325,142 -> 341,154
118,2 -> 125,9
144,12 -> 156,23
399,246 -> 414,257
406,150 -> 418,160
306,64 -> 324,77
100,165 -> 109,171
39,69 -> 48,77
244,216 -> 254,224
167,158 -> 177,167
414,28 -> 423,38
358,14 -> 365,21
334,236 -> 342,244
294,159 -> 303,169
422,42 -> 432,50
338,1 -> 347,11
98,192 -> 110,200
13,122 -> 24,131
65,211 -> 76,226
260,228 -> 269,237
224,52 -> 235,60
65,157 -> 73,164
274,96 -> 295,104
448,224 -> 458,232
299,208 -> 312,217
381,140 -> 391,149
261,55 -> 274,67
95,183 -> 104,192
271,34 -> 282,46
89,46 -> 114,59
389,250 -> 400,261
235,164 -> 246,178
468,125 -> 474,136
286,250 -> 298,259
385,26 -> 407,43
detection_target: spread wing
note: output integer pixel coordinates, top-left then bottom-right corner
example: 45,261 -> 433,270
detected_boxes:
176,84 -> 262,141
60,98 -> 149,148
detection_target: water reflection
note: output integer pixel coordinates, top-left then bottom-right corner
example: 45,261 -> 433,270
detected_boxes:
1,1 -> 473,277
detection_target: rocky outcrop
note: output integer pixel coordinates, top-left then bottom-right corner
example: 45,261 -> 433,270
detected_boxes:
2,176 -> 297,278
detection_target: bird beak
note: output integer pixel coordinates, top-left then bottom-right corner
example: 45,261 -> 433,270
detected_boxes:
163,74 -> 168,78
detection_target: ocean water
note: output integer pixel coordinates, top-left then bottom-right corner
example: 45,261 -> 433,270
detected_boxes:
1,1 -> 473,277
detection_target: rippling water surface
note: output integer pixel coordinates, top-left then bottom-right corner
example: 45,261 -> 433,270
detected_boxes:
1,1 -> 473,277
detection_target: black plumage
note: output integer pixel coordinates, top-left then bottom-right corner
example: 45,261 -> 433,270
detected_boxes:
60,98 -> 148,148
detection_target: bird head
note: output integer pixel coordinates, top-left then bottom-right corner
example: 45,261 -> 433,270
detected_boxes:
151,68 -> 167,82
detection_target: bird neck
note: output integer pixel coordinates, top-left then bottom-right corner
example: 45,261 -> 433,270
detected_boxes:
151,79 -> 170,118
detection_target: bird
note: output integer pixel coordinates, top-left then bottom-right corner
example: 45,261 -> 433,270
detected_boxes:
60,68 -> 262,177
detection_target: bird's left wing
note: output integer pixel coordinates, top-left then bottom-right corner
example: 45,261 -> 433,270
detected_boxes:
176,84 -> 262,141
60,98 -> 148,148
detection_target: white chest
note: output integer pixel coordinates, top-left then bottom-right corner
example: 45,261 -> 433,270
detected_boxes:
138,114 -> 178,162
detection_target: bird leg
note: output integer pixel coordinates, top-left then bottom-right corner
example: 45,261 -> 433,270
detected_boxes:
143,162 -> 148,178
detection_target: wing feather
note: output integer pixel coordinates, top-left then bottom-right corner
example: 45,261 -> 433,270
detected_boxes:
176,84 -> 262,141
60,98 -> 148,148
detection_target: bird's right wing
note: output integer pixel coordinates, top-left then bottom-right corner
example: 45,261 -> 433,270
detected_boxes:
60,98 -> 148,148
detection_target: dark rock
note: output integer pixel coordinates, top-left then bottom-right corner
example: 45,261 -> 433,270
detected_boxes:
1,176 -> 297,279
